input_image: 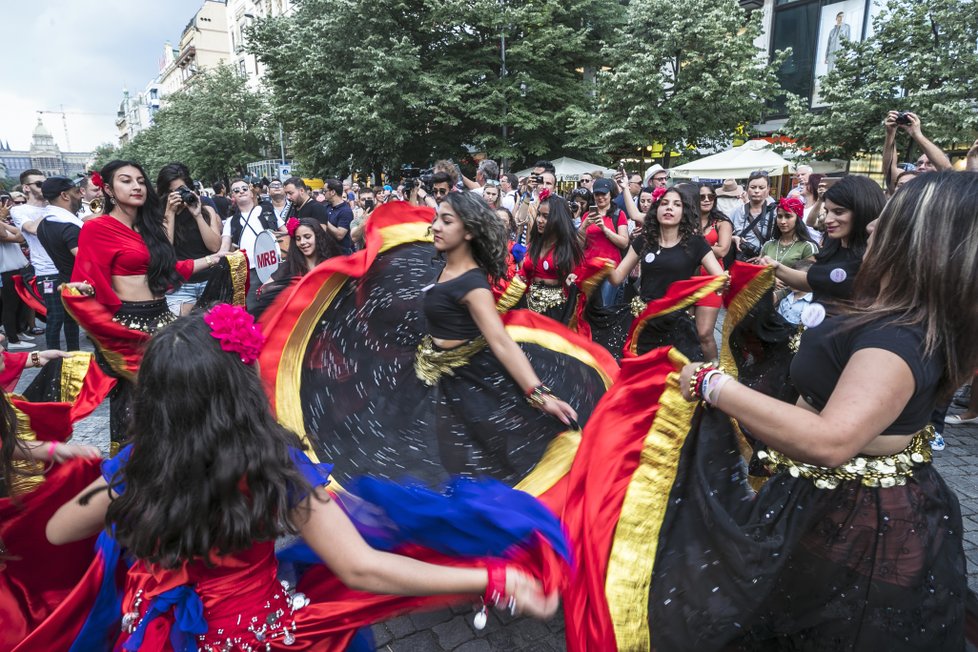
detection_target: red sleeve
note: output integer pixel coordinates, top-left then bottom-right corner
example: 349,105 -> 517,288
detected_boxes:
521,254 -> 535,282
176,260 -> 194,280
71,220 -> 122,313
0,352 -> 28,392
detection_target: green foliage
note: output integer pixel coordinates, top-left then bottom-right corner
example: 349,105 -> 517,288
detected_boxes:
570,0 -> 785,165
247,0 -> 618,175
784,0 -> 978,160
117,66 -> 275,183
91,142 -> 119,171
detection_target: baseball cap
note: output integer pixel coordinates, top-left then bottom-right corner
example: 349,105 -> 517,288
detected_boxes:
41,176 -> 80,200
591,178 -> 615,195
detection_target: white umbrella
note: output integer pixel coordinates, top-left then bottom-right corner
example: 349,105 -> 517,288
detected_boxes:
513,156 -> 617,181
668,141 -> 793,180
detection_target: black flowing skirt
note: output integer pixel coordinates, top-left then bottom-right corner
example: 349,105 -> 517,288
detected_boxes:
296,242 -> 611,486
650,407 -> 966,652
635,310 -> 703,361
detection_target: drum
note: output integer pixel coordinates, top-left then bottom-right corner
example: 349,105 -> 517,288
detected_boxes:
253,229 -> 282,283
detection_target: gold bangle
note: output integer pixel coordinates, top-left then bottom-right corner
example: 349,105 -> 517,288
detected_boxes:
30,351 -> 40,367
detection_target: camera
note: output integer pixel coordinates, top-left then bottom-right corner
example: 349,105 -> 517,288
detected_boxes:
531,174 -> 543,184
363,198 -> 375,211
618,159 -> 626,174
401,165 -> 435,195
176,185 -> 198,206
895,111 -> 912,126
736,240 -> 761,262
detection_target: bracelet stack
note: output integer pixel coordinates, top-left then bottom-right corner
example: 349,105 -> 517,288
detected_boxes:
688,362 -> 733,406
474,562 -> 510,630
525,383 -> 558,409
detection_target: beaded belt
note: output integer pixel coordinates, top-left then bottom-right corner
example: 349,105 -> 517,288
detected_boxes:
414,334 -> 487,386
630,296 -> 648,317
756,426 -> 934,489
526,283 -> 566,314
112,299 -> 177,334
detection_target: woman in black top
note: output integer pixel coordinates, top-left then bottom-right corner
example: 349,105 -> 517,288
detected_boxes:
665,171 -> 976,648
761,175 -> 885,317
156,163 -> 222,315
425,192 -> 576,426
606,186 -> 723,358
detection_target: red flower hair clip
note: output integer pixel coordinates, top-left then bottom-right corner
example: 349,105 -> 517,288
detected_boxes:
651,187 -> 668,203
538,188 -> 551,202
203,303 -> 265,365
286,217 -> 300,237
778,196 -> 805,218
90,171 -> 104,189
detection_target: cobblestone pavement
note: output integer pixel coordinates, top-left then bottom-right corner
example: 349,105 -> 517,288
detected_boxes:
19,342 -> 976,651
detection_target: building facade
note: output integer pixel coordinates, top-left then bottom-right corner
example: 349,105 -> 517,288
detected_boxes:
227,0 -> 295,89
0,119 -> 93,181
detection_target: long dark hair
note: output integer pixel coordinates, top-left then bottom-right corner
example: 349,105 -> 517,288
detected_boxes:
775,205 -> 816,244
155,162 -> 198,250
441,192 -> 508,287
642,187 -> 700,256
285,218 -> 341,277
101,160 -> 183,295
816,175 -> 885,260
0,396 -> 23,498
528,195 -> 583,282
104,314 -> 316,568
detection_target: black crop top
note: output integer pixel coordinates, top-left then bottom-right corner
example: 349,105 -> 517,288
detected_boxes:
630,235 -> 711,301
790,315 -> 942,435
423,268 -> 491,340
807,245 -> 861,305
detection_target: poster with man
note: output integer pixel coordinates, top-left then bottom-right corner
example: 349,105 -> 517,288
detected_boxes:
812,0 -> 865,107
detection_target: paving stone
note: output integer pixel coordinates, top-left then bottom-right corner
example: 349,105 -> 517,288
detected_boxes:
371,624 -> 393,648
452,640 -> 492,652
432,618 -> 476,649
385,615 -> 417,639
410,608 -> 455,630
388,630 -> 441,652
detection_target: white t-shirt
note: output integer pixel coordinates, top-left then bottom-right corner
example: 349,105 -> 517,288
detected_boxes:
10,204 -> 58,275
221,206 -> 263,270
500,191 -> 517,212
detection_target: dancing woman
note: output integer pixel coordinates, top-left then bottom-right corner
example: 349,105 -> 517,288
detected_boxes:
521,194 -> 584,325
606,186 -> 723,359
275,217 -> 341,280
760,175 -> 884,316
43,308 -> 563,650
63,160 -> 230,452
260,199 -> 615,488
665,170 -> 975,649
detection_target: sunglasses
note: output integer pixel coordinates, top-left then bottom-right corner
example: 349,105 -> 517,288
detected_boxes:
269,183 -> 283,188
13,200 -> 26,205
231,186 -> 250,194
700,194 -> 715,201
433,188 -> 449,196
28,181 -> 44,188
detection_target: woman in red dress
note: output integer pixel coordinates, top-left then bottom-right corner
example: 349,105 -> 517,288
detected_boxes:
43,307 -> 566,651
64,160 -> 229,452
693,183 -> 732,360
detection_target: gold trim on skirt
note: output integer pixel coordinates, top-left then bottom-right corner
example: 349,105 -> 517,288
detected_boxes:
630,296 -> 648,318
526,282 -> 566,314
757,426 -> 934,489
414,335 -> 487,386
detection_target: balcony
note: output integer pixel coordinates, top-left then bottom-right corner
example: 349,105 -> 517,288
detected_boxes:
175,45 -> 197,69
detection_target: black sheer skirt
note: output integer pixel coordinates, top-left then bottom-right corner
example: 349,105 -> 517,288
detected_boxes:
650,408 -> 966,652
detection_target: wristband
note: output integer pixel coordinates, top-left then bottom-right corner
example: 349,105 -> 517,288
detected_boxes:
687,362 -> 718,400
704,373 -> 733,406
484,562 -> 507,606
30,351 -> 40,367
47,441 -> 58,460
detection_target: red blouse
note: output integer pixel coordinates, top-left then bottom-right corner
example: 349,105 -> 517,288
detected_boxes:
522,248 -> 559,282
72,215 -> 194,312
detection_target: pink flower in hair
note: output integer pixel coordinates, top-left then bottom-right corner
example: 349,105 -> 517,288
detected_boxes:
286,217 -> 301,237
203,303 -> 266,365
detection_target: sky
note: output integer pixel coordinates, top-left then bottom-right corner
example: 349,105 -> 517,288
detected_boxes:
0,0 -> 209,153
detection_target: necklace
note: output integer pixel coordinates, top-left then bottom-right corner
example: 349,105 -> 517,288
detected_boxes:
775,238 -> 798,262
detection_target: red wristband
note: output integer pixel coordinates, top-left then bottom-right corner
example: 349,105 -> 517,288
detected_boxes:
484,562 -> 507,606
47,441 -> 58,460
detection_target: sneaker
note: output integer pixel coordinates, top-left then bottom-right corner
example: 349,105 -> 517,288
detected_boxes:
7,341 -> 35,350
931,433 -> 946,451
29,327 -> 45,335
17,332 -> 34,341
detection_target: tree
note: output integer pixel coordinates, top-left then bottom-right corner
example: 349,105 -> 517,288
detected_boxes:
247,0 -> 618,175
117,66 -> 275,183
569,0 -> 786,166
91,142 -> 119,171
784,0 -> 978,160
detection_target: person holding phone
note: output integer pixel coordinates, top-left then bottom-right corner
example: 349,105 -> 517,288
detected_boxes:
578,178 -> 629,306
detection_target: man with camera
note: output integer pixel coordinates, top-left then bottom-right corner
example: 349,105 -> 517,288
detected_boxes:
350,187 -> 377,250
882,111 -> 952,193
729,171 -> 777,262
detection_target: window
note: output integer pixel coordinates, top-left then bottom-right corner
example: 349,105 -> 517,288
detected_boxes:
770,1 -> 820,115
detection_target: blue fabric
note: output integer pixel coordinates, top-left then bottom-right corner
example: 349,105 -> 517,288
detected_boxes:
510,242 -> 527,266
121,584 -> 207,651
279,476 -> 570,565
69,530 -> 132,652
101,444 -> 133,494
288,448 -> 332,507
